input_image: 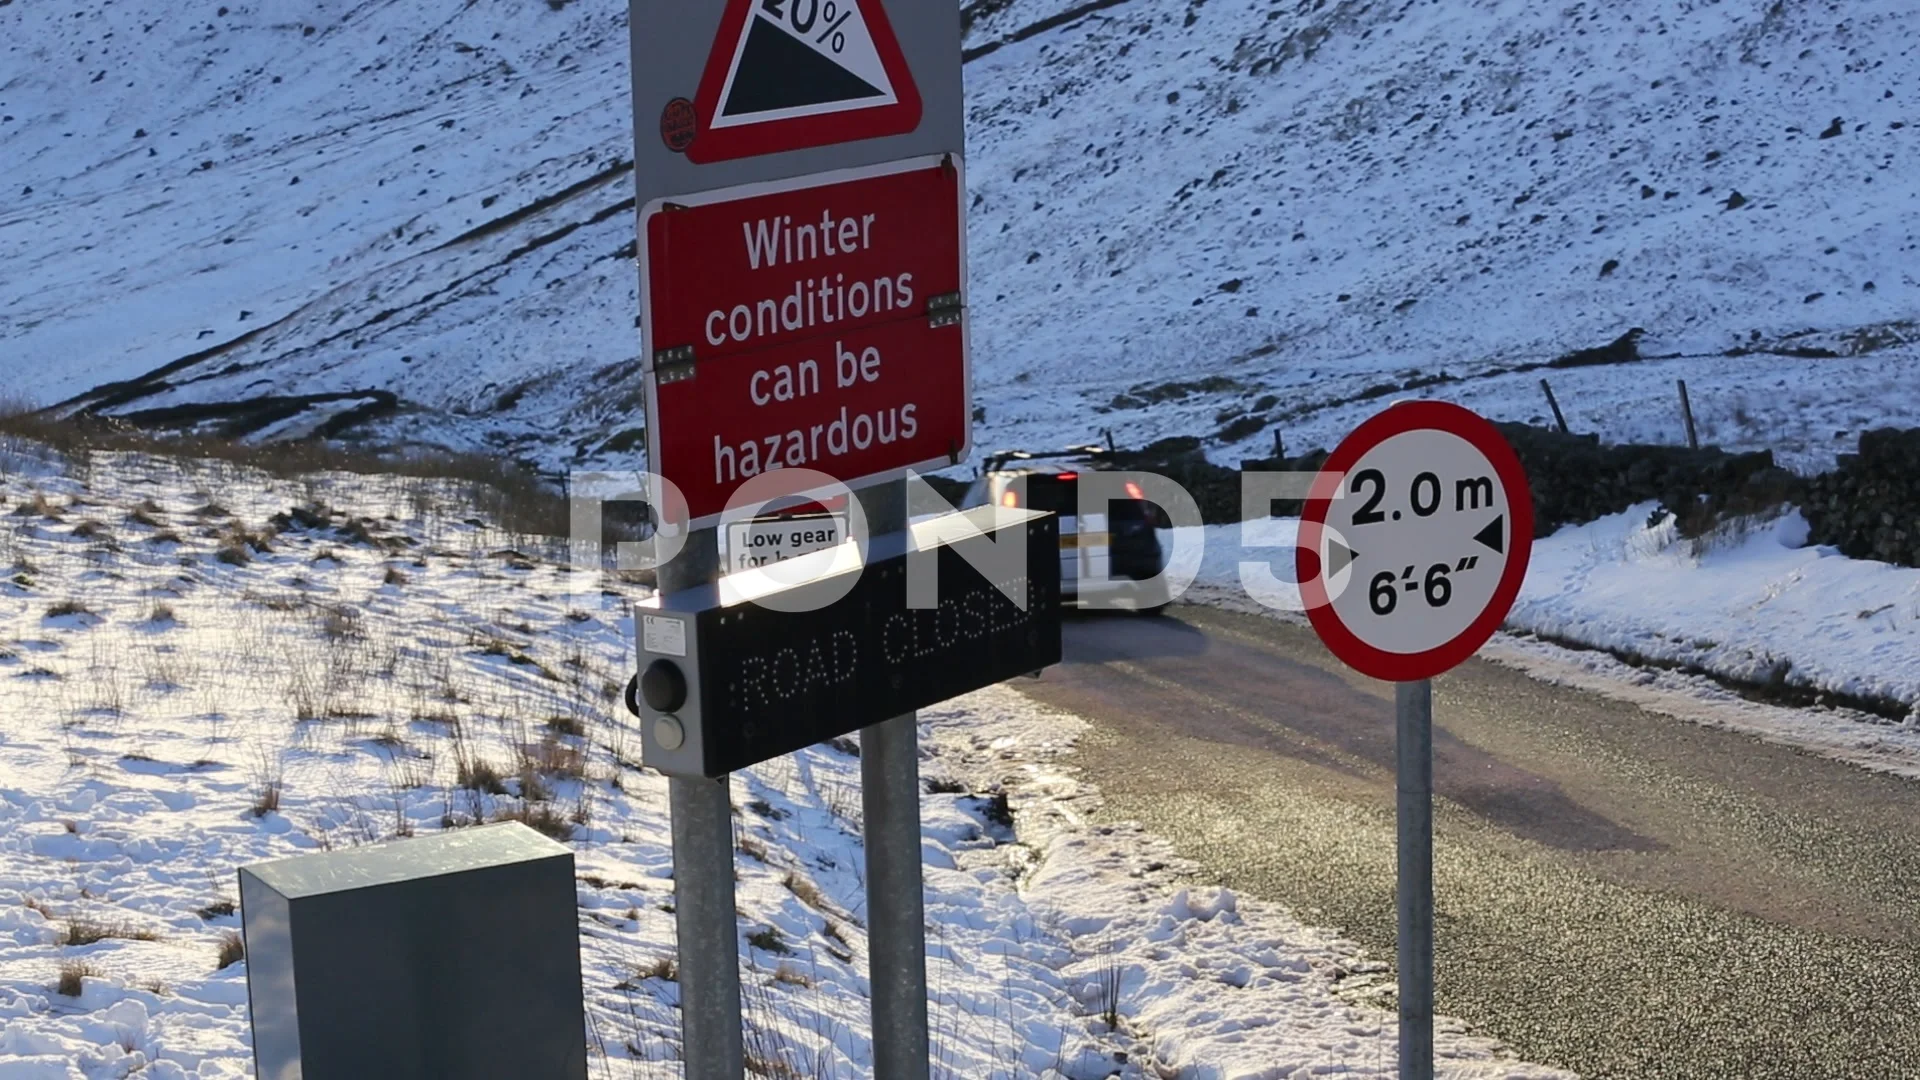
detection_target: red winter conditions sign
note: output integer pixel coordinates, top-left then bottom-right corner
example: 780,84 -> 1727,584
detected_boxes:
640,155 -> 970,526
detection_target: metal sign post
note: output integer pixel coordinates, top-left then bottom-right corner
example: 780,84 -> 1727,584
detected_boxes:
863,710 -> 929,1077
857,480 -> 930,1080
656,532 -> 745,1080
1296,401 -> 1534,1080
1396,678 -> 1434,1079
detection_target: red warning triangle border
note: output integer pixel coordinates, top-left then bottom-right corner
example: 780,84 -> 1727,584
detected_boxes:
686,0 -> 923,164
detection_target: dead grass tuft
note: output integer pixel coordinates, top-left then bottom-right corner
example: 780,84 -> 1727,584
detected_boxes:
457,757 -> 507,794
62,917 -> 161,946
45,599 -> 93,619
736,832 -> 769,863
745,926 -> 791,955
215,930 -> 246,969
55,958 -> 101,997
517,764 -> 553,803
744,1055 -> 801,1079
383,566 -> 410,587
781,871 -> 829,912
616,955 -> 678,989
770,962 -> 813,989
24,492 -> 65,521
195,900 -> 236,920
822,919 -> 853,963
526,733 -> 586,779
491,801 -> 573,841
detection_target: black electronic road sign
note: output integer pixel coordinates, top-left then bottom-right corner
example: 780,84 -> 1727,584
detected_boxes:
632,507 -> 1061,777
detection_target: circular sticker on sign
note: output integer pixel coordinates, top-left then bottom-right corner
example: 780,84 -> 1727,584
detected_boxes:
1296,401 -> 1533,682
660,97 -> 698,154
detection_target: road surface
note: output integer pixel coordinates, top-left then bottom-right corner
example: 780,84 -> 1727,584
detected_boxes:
1020,603 -> 1920,1079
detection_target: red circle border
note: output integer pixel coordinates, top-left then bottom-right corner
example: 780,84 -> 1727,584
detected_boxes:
1294,401 -> 1534,682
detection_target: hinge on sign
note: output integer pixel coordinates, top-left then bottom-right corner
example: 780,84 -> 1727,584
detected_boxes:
927,291 -> 963,329
654,345 -> 696,383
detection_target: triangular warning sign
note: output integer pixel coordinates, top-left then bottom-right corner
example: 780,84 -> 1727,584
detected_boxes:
685,0 -> 923,164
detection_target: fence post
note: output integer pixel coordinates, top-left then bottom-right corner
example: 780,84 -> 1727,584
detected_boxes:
1677,380 -> 1699,450
1538,379 -> 1569,434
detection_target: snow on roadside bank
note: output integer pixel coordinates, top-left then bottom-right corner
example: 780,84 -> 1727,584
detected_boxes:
0,447 -> 1567,1078
926,689 -> 1572,1080
1506,505 -> 1920,714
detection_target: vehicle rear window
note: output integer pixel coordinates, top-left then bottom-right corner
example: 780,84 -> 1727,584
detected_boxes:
1021,475 -> 1077,515
1017,474 -> 1152,520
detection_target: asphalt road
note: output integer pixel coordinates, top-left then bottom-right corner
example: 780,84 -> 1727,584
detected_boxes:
1019,603 -> 1920,1079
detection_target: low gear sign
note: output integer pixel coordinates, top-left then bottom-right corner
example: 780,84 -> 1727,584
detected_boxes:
1296,401 -> 1534,682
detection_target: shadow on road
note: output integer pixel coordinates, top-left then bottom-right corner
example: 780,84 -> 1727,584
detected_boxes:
1046,607 -> 1662,854
1058,609 -> 1209,663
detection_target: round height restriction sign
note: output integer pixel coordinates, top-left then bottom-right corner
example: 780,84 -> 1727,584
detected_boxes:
1297,401 -> 1533,682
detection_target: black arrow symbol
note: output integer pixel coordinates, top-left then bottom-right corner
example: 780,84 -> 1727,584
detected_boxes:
1473,515 -> 1505,554
1326,537 -> 1358,577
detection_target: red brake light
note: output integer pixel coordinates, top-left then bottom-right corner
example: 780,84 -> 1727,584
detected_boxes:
1055,472 -> 1079,481
1000,490 -> 1019,508
1124,481 -> 1146,501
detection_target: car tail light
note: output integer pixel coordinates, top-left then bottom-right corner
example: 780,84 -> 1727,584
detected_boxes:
1000,490 -> 1019,508
1055,472 -> 1079,481
1125,481 -> 1146,501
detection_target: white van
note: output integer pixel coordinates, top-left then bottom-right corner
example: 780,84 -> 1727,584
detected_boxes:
959,448 -> 1169,613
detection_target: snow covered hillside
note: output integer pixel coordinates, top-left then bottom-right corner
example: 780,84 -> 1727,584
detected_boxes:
3,0 -> 1916,473
964,0 -> 1920,463
0,440 -> 1575,1079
